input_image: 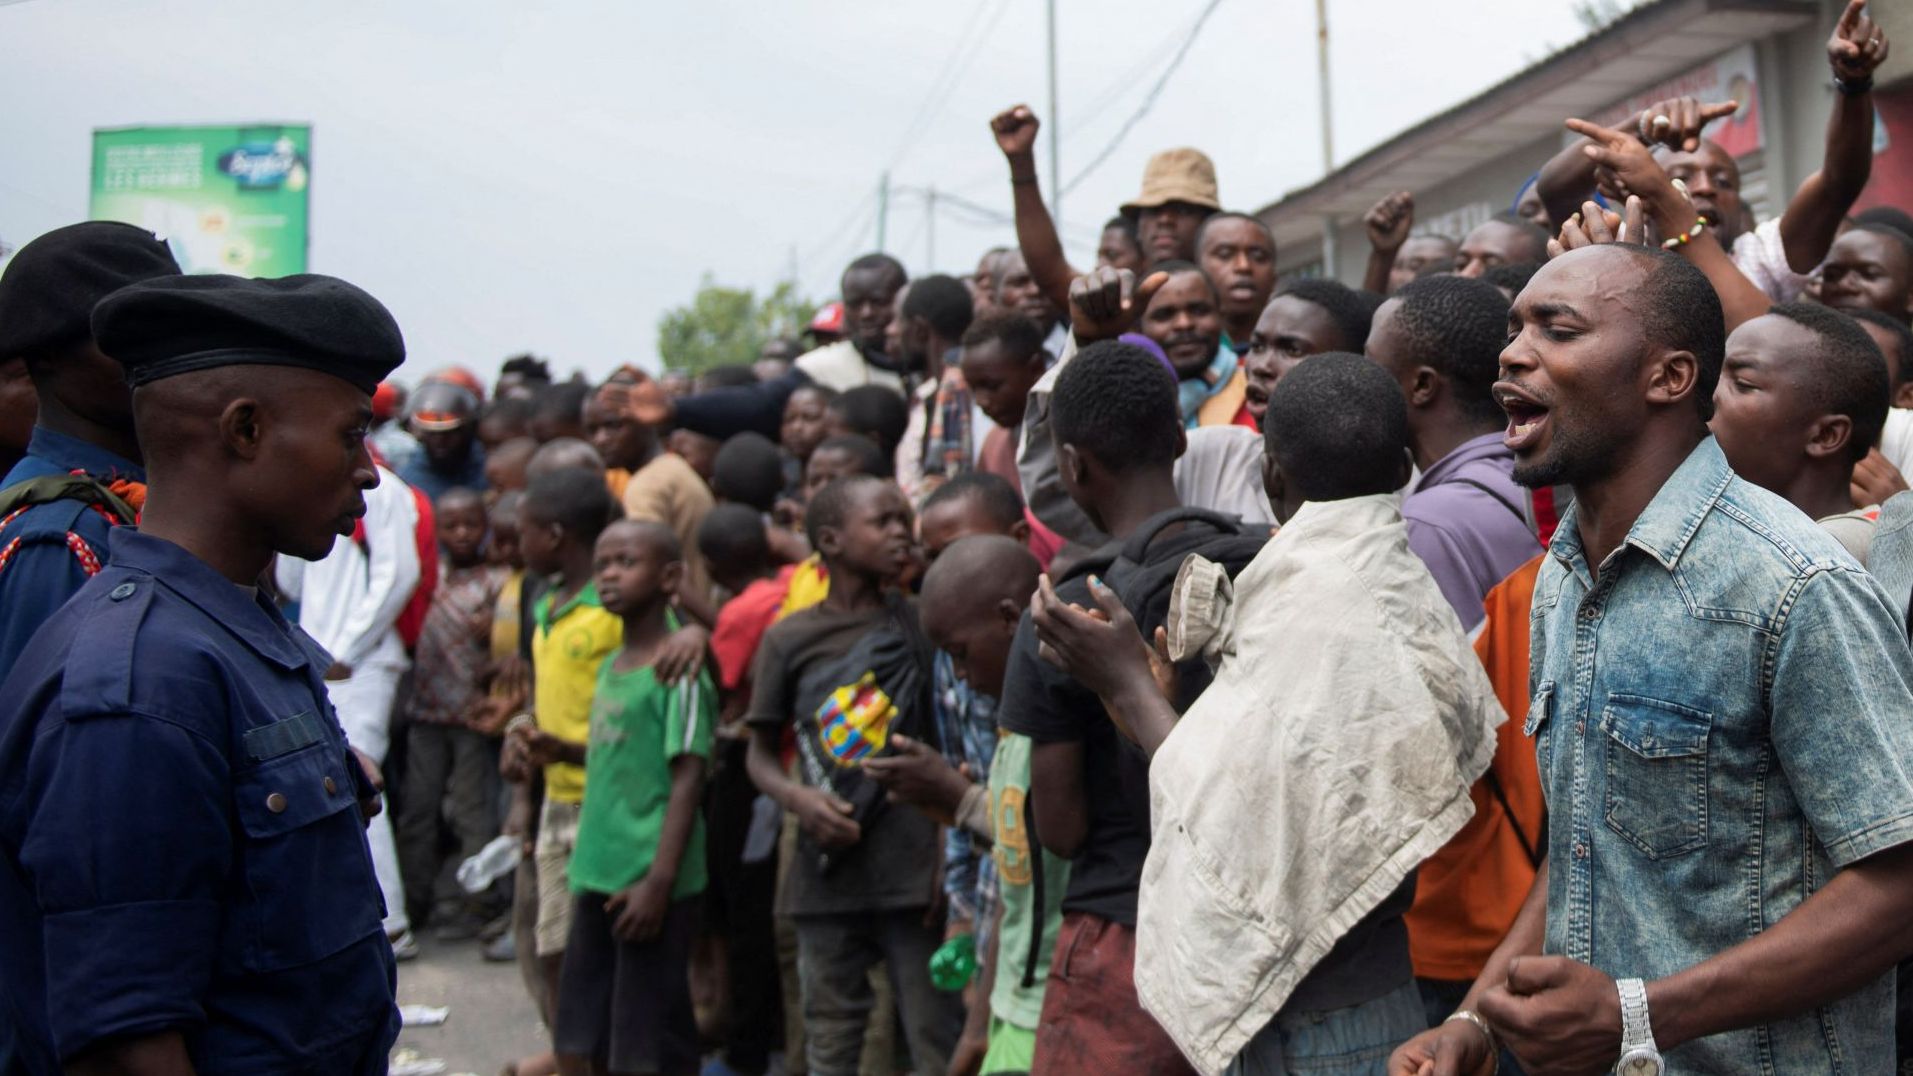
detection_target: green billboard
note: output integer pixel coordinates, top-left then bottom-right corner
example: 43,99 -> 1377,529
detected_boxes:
89,124 -> 310,277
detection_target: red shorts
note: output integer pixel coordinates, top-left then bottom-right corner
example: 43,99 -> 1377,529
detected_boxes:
1031,911 -> 1194,1075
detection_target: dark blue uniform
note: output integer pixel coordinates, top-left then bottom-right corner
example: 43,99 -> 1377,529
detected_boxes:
0,426 -> 142,684
0,527 -> 400,1073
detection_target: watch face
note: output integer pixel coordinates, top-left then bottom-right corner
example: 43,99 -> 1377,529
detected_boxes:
1618,1048 -> 1664,1076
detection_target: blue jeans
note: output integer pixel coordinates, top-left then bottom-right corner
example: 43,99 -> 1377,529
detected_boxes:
1224,981 -> 1425,1076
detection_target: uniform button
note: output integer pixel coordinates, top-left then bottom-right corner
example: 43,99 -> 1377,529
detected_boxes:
109,582 -> 136,601
324,776 -> 338,795
266,792 -> 288,813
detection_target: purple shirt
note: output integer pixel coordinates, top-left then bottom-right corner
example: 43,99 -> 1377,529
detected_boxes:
1402,433 -> 1540,631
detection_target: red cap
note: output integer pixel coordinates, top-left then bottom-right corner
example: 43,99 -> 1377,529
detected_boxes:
808,301 -> 845,335
371,381 -> 401,422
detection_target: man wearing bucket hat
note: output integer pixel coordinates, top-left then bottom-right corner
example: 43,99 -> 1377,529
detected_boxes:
1124,147 -> 1222,265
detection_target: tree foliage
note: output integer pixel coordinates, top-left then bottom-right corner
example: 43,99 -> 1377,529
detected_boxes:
655,276 -> 817,375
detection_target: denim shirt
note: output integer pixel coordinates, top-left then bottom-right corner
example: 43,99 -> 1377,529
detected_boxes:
1528,437 -> 1913,1074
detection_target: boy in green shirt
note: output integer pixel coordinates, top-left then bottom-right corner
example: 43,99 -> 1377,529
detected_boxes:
548,519 -> 716,1076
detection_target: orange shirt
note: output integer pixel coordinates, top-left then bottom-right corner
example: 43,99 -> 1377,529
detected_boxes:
1404,553 -> 1547,981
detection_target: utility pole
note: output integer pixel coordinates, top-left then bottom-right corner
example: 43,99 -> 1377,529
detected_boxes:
1046,0 -> 1061,234
877,171 -> 890,252
1315,0 -> 1335,173
926,186 -> 937,270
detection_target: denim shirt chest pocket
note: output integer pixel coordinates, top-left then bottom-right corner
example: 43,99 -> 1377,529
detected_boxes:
230,710 -> 383,973
1599,693 -> 1713,859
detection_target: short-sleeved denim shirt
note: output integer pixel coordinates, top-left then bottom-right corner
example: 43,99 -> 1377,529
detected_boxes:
1529,437 -> 1913,1074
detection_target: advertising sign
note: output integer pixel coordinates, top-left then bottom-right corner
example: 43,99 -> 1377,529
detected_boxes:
90,124 -> 310,276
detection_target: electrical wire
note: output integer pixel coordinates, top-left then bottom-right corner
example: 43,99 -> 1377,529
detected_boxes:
885,0 -> 1016,172
1061,0 -> 1226,197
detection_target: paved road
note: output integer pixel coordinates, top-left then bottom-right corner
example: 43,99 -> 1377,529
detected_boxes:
394,935 -> 545,1076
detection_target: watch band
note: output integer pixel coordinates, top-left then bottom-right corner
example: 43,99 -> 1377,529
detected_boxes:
1617,977 -> 1655,1047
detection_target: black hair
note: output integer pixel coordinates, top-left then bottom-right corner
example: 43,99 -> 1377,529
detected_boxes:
711,431 -> 786,512
1272,277 -> 1375,352
1102,215 -> 1140,247
696,502 -> 771,576
1194,211 -> 1277,256
844,252 -> 907,289
959,312 -> 1046,359
1848,309 -> 1913,387
1482,261 -> 1543,297
804,473 -> 889,550
491,489 -> 524,523
480,394 -> 534,429
921,471 -> 1024,530
1389,275 -> 1513,425
1483,211 -> 1552,263
1263,352 -> 1410,501
435,486 -> 485,513
1855,206 -> 1913,240
827,386 -> 910,459
601,518 -> 682,561
1768,303 -> 1891,464
789,382 -> 840,405
1604,246 -> 1726,420
1855,222 -> 1913,264
697,363 -> 759,390
523,467 -> 615,547
901,273 -> 975,342
1145,259 -> 1219,303
812,433 -> 891,479
1050,340 -> 1180,473
499,353 -> 552,384
533,381 -> 590,424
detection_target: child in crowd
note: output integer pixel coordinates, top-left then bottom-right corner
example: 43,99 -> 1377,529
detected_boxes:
779,434 -> 893,618
507,469 -> 624,1017
780,384 -> 838,497
549,520 -> 716,1076
487,436 -> 539,502
397,487 -> 508,939
744,475 -> 962,1076
823,385 -> 910,465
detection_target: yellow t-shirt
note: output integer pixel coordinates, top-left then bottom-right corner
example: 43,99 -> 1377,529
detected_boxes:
532,580 -> 623,804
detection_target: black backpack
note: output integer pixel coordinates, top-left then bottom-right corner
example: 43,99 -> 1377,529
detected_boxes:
1012,506 -> 1268,987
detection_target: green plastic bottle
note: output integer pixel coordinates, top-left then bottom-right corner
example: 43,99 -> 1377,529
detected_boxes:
928,932 -> 976,991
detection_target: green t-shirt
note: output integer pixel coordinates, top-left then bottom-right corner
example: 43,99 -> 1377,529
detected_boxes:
568,659 -> 717,899
988,732 -> 1071,1030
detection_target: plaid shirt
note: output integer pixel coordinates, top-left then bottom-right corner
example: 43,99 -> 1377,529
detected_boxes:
934,651 -> 1000,963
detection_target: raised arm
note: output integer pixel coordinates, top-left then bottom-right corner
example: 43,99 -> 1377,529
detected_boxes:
1363,192 -> 1415,296
1778,0 -> 1890,273
991,105 -> 1080,313
1536,97 -> 1738,230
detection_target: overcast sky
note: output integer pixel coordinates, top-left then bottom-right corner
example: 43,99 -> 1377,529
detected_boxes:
0,0 -> 1598,383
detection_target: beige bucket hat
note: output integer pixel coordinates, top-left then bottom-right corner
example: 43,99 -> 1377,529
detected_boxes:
1121,147 -> 1221,215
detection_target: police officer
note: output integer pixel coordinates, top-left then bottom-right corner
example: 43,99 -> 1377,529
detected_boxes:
0,222 -> 180,682
0,273 -> 407,1073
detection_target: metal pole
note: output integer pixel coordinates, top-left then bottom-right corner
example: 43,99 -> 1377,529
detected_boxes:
1047,0 -> 1061,234
877,171 -> 890,252
1315,0 -> 1334,173
927,186 -> 937,269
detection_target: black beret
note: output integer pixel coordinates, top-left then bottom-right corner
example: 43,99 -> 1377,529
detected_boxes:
0,221 -> 180,361
92,273 -> 406,395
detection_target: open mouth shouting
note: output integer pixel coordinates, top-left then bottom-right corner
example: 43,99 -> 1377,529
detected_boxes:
1494,380 -> 1551,454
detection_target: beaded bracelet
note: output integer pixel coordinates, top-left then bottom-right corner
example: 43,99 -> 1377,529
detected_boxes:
1662,218 -> 1707,250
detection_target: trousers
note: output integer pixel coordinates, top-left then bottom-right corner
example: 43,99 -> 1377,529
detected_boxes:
326,661 -> 409,936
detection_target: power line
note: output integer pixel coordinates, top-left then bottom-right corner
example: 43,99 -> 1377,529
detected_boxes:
1062,0 -> 1226,197
885,0 -> 1016,172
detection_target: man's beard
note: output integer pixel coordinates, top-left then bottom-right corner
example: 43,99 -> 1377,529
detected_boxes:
1511,417 -> 1625,490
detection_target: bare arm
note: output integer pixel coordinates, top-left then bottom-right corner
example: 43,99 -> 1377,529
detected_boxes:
66,1032 -> 196,1076
1536,97 -> 1738,230
1362,192 -> 1415,295
1028,740 -> 1087,859
1780,0 -> 1890,273
648,754 -> 706,890
992,105 -> 1079,313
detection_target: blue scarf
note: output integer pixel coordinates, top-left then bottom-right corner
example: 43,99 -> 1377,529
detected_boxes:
1177,342 -> 1238,429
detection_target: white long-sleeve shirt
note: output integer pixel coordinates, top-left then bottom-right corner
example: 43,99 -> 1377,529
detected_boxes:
276,466 -> 421,673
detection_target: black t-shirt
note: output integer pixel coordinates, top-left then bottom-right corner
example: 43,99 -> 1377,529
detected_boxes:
745,597 -> 940,917
996,527 -> 1227,926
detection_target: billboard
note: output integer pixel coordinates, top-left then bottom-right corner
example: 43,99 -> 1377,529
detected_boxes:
89,124 -> 310,276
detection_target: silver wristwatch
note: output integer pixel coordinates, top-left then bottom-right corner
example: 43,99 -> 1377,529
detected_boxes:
1615,977 -> 1664,1076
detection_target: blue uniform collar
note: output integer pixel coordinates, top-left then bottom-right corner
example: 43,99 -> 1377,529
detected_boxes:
15,426 -> 144,484
106,528 -> 311,671
1550,436 -> 1730,574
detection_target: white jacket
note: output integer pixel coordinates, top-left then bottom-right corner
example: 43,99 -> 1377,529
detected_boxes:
275,466 -> 420,673
1136,494 -> 1502,1073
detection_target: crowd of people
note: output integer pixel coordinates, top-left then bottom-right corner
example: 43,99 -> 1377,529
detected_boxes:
5,3 -> 1913,1075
